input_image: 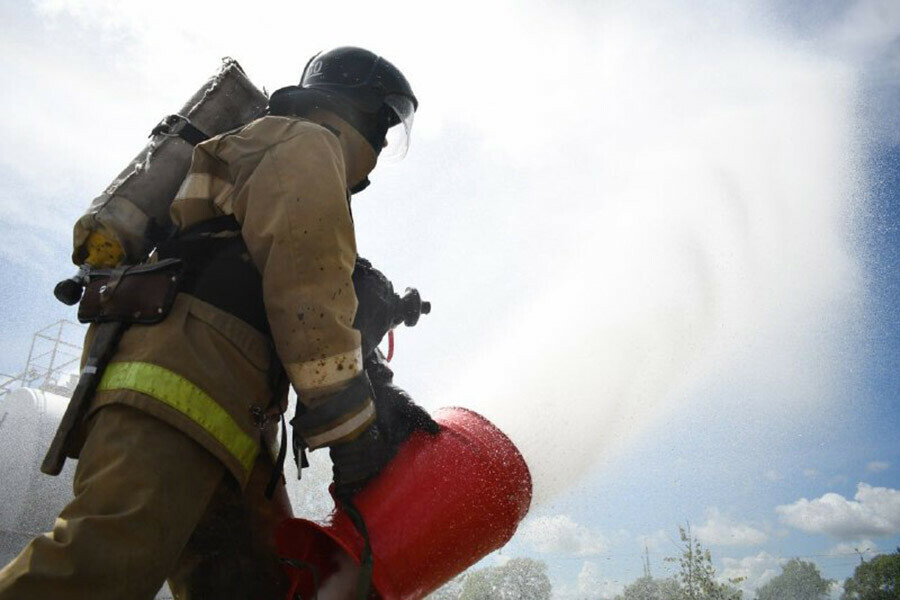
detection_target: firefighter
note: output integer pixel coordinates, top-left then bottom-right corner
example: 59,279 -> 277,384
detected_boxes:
0,46 -> 433,599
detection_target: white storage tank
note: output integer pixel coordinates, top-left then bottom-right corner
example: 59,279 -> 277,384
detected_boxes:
0,387 -> 177,598
0,388 -> 75,565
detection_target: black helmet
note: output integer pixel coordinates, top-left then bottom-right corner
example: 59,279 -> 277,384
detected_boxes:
269,46 -> 418,161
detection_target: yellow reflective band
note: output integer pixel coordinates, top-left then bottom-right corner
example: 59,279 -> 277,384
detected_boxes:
98,361 -> 257,472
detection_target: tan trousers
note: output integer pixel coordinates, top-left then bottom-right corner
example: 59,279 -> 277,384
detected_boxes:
0,403 -> 291,599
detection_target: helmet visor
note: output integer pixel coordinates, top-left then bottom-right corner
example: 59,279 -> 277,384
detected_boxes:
380,95 -> 416,162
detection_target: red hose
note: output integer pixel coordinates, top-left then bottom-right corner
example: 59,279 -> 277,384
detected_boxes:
386,329 -> 395,362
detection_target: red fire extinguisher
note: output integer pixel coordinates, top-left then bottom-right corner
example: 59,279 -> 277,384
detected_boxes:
277,407 -> 532,599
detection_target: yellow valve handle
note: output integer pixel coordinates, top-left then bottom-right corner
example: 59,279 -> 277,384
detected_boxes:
84,230 -> 125,268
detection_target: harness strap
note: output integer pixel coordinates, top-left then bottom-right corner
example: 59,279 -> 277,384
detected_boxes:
157,217 -> 292,494
263,413 -> 288,499
178,215 -> 242,237
150,114 -> 211,146
263,343 -> 289,498
156,216 -> 270,336
340,498 -> 375,600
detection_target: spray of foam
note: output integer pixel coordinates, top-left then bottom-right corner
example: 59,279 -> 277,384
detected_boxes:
22,0 -> 881,513
436,4 -> 867,506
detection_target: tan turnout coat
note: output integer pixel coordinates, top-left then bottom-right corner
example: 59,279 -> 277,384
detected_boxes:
83,115 -> 370,485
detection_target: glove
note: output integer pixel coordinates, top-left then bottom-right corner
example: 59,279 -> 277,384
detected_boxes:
328,423 -> 392,499
328,356 -> 440,498
291,372 -> 381,498
365,351 -> 440,454
293,355 -> 440,499
352,256 -> 399,357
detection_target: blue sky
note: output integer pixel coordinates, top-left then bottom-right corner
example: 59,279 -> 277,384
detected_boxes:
507,142 -> 900,596
509,141 -> 900,596
0,1 -> 898,598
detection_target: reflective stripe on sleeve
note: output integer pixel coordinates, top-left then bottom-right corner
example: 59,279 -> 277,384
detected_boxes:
286,348 -> 363,392
175,173 -> 234,210
98,361 -> 257,473
303,401 -> 376,449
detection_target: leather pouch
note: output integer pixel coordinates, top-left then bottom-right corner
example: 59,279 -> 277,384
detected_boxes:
78,259 -> 184,325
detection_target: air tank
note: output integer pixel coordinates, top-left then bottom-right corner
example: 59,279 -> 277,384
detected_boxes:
72,58 -> 268,265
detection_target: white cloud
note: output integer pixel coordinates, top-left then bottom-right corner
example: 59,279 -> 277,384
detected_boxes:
637,529 -> 672,554
721,552 -> 783,597
827,0 -> 900,60
696,508 -> 768,546
867,461 -> 890,473
828,539 -> 879,559
829,580 -> 845,600
555,561 -> 624,600
580,562 -> 626,600
517,514 -> 609,557
776,483 -> 900,539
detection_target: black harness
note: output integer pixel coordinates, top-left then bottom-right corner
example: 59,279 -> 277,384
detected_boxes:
155,214 -> 407,597
157,215 -> 270,337
158,215 -> 289,498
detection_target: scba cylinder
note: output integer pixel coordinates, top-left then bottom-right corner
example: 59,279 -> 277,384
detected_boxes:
72,58 -> 267,265
276,407 -> 533,600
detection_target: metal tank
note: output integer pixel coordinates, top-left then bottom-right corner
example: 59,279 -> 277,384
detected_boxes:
0,387 -> 176,598
72,58 -> 268,264
0,388 -> 75,565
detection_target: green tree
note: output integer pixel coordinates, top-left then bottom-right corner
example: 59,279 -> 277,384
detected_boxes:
665,525 -> 743,600
842,549 -> 900,600
755,558 -> 832,600
457,558 -> 552,600
615,575 -> 682,600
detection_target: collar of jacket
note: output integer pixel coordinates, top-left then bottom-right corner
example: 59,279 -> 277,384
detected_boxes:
267,89 -> 377,191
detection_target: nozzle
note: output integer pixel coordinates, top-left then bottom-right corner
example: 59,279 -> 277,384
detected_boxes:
53,265 -> 91,306
395,288 -> 431,327
54,278 -> 84,306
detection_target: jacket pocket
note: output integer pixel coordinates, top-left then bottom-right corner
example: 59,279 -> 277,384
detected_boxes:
185,295 -> 272,372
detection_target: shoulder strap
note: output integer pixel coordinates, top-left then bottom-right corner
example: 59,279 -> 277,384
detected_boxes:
178,215 -> 241,239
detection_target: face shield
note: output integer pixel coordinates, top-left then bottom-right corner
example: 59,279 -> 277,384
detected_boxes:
379,95 -> 416,163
